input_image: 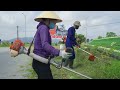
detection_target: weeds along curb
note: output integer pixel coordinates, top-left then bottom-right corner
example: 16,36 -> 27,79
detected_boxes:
85,44 -> 120,60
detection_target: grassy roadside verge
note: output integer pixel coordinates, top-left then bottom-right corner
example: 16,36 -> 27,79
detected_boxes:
20,45 -> 120,79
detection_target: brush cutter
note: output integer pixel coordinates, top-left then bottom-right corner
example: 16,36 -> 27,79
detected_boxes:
77,47 -> 98,61
9,39 -> 92,79
9,39 -> 73,69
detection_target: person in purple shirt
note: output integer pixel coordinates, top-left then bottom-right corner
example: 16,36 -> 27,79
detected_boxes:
65,21 -> 81,69
32,11 -> 72,79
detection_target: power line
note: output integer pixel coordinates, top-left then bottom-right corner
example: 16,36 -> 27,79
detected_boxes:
17,26 -> 19,39
0,21 -> 119,30
88,21 -> 120,27
81,21 -> 120,28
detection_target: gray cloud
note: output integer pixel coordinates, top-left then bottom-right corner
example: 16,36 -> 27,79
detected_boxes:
0,11 -> 120,40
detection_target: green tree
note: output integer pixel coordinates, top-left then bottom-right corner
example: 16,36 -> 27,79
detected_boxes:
98,36 -> 103,39
106,32 -> 117,37
75,34 -> 86,44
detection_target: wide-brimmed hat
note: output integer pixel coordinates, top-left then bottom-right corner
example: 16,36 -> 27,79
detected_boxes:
34,11 -> 62,23
74,21 -> 81,26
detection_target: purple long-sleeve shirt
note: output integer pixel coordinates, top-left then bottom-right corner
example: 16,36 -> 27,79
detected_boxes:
33,22 -> 60,59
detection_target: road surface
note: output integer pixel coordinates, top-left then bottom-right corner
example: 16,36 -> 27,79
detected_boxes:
0,47 -> 32,79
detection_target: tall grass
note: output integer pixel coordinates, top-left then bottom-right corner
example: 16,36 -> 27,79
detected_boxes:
89,37 -> 120,50
0,41 -> 10,47
21,45 -> 120,79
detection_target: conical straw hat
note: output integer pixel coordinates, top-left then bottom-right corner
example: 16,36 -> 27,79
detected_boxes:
34,11 -> 62,23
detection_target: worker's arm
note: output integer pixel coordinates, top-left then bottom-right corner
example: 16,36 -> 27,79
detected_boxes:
39,26 -> 60,56
67,27 -> 77,46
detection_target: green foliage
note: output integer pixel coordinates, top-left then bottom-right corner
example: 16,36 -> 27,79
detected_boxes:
76,46 -> 120,79
98,36 -> 103,39
89,37 -> 120,50
103,60 -> 120,79
22,45 -> 120,79
20,60 -> 37,79
52,43 -> 58,46
0,41 -> 10,47
106,32 -> 117,37
24,43 -> 30,47
75,34 -> 86,44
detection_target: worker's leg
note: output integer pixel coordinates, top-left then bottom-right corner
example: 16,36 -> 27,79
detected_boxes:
63,58 -> 69,67
64,44 -> 73,67
69,48 -> 75,69
32,59 -> 53,79
69,59 -> 74,69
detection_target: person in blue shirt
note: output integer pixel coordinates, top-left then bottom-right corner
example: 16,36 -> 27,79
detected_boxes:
65,21 -> 81,69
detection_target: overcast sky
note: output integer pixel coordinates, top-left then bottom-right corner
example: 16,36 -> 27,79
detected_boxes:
0,11 -> 120,40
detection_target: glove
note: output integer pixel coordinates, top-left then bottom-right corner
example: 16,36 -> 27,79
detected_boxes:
59,50 -> 72,59
10,49 -> 19,57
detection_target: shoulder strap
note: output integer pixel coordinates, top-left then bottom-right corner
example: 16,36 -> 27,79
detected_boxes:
27,33 -> 36,55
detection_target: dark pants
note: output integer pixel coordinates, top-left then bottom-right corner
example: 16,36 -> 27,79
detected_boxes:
66,46 -> 75,60
32,59 -> 53,79
64,46 -> 75,68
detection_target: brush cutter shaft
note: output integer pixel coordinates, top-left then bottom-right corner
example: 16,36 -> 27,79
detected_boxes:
23,49 -> 49,64
18,46 -> 72,68
24,49 -> 62,68
23,48 -> 62,68
50,59 -> 62,69
62,66 -> 92,79
78,48 -> 99,60
79,48 -> 91,55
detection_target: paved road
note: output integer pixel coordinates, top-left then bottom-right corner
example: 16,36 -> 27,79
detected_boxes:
0,47 -> 32,79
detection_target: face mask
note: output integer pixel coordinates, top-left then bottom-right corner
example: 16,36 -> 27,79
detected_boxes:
75,25 -> 79,29
49,22 -> 55,29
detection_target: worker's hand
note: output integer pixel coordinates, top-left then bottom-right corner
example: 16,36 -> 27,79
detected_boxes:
59,50 -> 72,59
10,49 -> 19,57
75,45 -> 80,48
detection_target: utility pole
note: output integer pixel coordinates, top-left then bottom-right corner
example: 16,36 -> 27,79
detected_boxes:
85,27 -> 87,43
85,17 -> 89,44
22,13 -> 26,43
17,26 -> 19,39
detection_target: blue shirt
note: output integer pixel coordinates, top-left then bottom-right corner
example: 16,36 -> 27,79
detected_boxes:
66,26 -> 77,47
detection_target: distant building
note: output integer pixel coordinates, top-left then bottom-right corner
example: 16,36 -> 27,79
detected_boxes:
49,25 -> 67,39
